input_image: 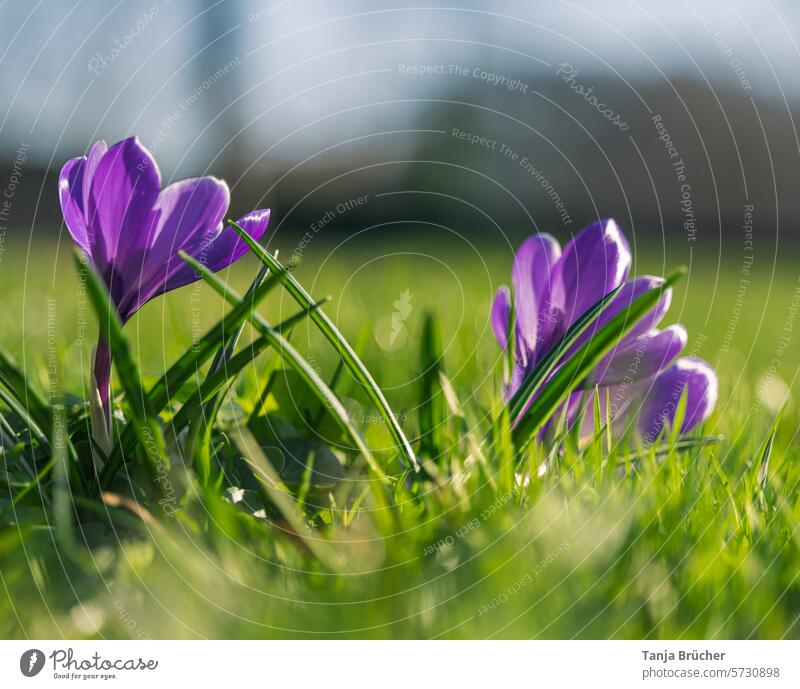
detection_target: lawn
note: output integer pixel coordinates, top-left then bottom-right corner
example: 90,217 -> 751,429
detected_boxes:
0,230 -> 798,639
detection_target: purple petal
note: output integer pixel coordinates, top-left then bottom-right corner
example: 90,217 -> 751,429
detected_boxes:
556,276 -> 672,373
511,233 -> 561,360
551,219 -> 632,327
118,177 -> 231,317
151,208 -> 272,300
82,140 -> 107,223
638,356 -> 718,442
491,286 -> 511,349
593,324 -> 687,386
151,177 -> 230,259
202,208 -> 272,274
60,140 -> 110,258
59,157 -> 91,255
598,276 -> 672,346
504,360 -> 528,402
87,137 -> 161,274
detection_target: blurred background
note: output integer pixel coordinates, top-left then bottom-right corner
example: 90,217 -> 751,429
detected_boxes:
1,0 -> 799,400
2,0 -> 799,245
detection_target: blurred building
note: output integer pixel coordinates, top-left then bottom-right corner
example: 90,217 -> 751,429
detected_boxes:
1,0 -> 799,250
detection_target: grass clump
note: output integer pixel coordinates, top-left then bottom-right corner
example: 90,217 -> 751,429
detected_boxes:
0,239 -> 797,639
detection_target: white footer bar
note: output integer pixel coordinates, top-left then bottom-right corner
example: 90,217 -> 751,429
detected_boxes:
1,640 -> 797,687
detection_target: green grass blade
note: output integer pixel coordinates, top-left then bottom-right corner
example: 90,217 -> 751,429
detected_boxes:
170,336 -> 272,433
0,346 -> 50,435
295,450 -> 315,509
227,220 -> 418,472
0,452 -> 55,519
186,263 -> 272,483
184,395 -> 224,485
179,252 -> 390,484
419,311 -> 447,460
757,428 -> 776,490
512,267 -> 686,447
147,261 -> 290,413
0,386 -> 49,450
753,410 -> 782,510
507,284 -> 624,421
0,351 -> 88,498
710,452 -> 742,528
249,303 -> 327,426
232,428 -> 341,570
52,399 -> 76,554
171,301 -> 333,439
100,260 -> 289,488
616,435 -> 723,464
207,263 -> 272,376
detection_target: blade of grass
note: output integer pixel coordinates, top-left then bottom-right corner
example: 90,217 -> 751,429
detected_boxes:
419,311 -> 447,460
507,284 -> 624,421
0,373 -> 88,497
52,399 -> 76,555
295,450 -> 315,509
170,336 -> 272,434
0,386 -> 48,450
186,263 -> 272,483
233,427 -> 340,570
170,300 -> 333,438
248,305 -> 321,425
615,435 -> 723,464
0,346 -> 50,434
754,410 -> 782,511
147,260 -> 291,413
512,267 -> 685,447
180,252 -> 390,484
0,412 -> 37,487
208,263 -> 271,376
0,455 -> 55,519
228,220 -> 418,472
99,260 -> 291,488
710,452 -> 742,529
0,347 -> 82,492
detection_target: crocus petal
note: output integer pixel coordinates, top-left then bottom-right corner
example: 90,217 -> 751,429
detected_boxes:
491,286 -> 511,349
512,233 -> 561,359
118,176 -> 231,318
82,139 -> 107,222
638,356 -> 718,442
60,136 -> 275,429
504,360 -> 528,401
202,208 -> 272,274
59,157 -> 92,255
592,324 -> 687,386
560,275 -> 673,370
146,208 -> 272,302
596,276 -> 671,346
87,137 -> 161,275
551,219 -> 632,327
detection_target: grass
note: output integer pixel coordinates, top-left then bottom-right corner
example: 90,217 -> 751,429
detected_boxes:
0,232 -> 798,639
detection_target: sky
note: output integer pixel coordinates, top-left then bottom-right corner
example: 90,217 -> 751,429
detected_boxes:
1,0 -> 799,174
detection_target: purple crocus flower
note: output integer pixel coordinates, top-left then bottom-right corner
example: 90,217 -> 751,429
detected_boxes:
59,137 -> 270,428
491,219 -> 717,440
